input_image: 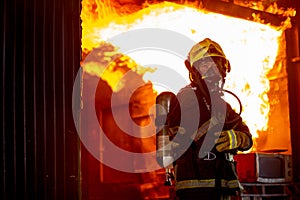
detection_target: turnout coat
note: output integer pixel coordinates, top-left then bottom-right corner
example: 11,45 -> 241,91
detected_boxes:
166,84 -> 252,197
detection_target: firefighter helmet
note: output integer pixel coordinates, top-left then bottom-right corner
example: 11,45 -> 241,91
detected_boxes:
187,38 -> 231,79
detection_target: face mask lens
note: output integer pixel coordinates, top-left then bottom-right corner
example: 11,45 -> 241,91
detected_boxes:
205,64 -> 223,78
191,59 -> 224,93
193,61 -> 213,74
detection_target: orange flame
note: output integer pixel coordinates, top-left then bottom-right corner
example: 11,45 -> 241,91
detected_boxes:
81,0 -> 294,153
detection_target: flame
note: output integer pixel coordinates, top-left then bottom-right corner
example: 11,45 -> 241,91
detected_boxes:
80,0 -> 294,152
81,42 -> 155,92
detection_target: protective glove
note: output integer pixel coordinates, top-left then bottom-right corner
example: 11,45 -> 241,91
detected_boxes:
214,129 -> 252,152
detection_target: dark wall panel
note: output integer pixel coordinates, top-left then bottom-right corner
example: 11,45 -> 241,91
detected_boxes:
1,0 -> 81,199
286,20 -> 300,182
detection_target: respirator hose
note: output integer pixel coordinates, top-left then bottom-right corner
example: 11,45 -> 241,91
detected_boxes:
222,89 -> 243,124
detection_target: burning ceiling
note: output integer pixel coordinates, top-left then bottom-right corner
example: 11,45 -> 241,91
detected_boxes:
80,0 -> 296,155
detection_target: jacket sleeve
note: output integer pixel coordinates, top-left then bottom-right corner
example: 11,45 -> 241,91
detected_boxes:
225,103 -> 253,151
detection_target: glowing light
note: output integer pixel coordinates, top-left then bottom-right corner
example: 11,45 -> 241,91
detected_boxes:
80,0 -> 293,151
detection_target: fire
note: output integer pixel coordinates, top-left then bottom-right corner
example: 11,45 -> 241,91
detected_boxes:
81,43 -> 154,92
80,0 -> 294,152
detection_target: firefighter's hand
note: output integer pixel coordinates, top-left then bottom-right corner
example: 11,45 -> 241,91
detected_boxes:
214,130 -> 252,152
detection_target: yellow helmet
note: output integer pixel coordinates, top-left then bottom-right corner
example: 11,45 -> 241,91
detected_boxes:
187,38 -> 230,77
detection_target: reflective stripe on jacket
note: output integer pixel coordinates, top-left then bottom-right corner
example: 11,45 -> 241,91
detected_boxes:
174,155 -> 244,193
175,179 -> 243,191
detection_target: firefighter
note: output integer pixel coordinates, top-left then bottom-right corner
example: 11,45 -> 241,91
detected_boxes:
166,38 -> 253,200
